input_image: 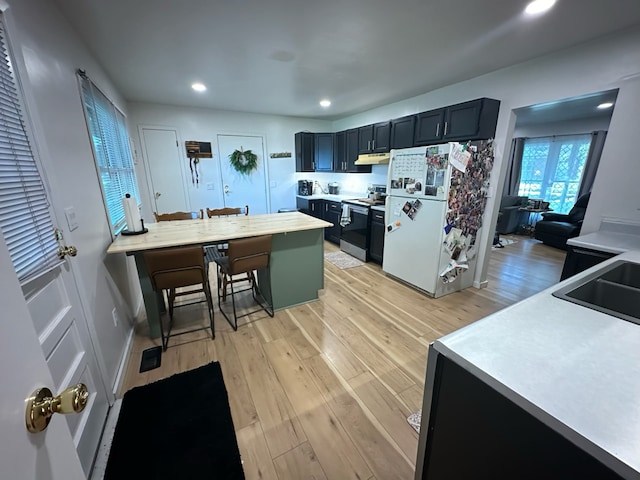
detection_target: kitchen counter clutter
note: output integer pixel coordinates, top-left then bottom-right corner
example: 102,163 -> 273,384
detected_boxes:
415,250 -> 640,479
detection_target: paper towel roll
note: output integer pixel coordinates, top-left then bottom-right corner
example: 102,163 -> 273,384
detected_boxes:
122,194 -> 142,232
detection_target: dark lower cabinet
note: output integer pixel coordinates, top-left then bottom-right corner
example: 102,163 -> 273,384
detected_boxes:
323,200 -> 342,245
420,352 -> 623,480
297,197 -> 341,243
369,209 -> 385,264
560,246 -> 616,280
296,197 -> 322,218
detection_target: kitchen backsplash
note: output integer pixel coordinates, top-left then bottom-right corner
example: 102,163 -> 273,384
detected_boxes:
294,165 -> 387,195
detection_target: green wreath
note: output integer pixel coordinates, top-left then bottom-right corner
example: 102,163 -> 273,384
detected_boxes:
229,148 -> 258,175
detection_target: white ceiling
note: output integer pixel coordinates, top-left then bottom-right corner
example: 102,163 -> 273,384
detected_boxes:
52,0 -> 640,120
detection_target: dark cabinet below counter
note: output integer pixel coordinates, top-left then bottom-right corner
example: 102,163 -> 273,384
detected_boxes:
369,209 -> 385,264
560,245 -> 616,280
296,197 -> 342,245
296,197 -> 322,218
418,352 -> 624,480
323,200 -> 342,245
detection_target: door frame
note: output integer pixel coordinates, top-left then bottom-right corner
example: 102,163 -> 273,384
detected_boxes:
138,124 -> 191,216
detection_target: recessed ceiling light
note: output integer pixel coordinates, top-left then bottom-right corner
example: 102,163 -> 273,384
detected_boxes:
319,99 -> 331,108
524,0 -> 556,15
597,102 -> 614,109
191,83 -> 207,92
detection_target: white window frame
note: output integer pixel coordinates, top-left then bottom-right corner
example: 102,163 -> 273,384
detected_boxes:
78,71 -> 140,235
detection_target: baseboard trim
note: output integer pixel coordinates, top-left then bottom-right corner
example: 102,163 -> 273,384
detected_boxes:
473,280 -> 489,289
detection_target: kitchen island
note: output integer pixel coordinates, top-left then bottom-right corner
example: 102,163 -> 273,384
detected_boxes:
107,212 -> 332,338
415,250 -> 640,479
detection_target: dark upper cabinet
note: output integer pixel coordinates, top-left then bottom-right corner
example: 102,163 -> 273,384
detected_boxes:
295,132 -> 314,172
390,115 -> 416,149
444,99 -> 483,139
314,133 -> 334,172
414,109 -> 446,145
414,98 -> 500,145
358,122 -> 391,154
295,131 -> 335,172
335,129 -> 371,173
346,128 -> 371,173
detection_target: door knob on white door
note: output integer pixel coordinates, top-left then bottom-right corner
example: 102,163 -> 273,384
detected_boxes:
25,383 -> 89,433
224,184 -> 230,194
155,192 -> 161,199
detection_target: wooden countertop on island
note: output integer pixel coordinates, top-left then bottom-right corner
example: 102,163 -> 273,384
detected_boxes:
107,211 -> 332,254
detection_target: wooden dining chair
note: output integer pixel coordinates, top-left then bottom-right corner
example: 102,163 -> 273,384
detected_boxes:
204,205 -> 250,263
214,235 -> 273,330
143,245 -> 214,350
205,205 -> 249,218
153,210 -> 204,222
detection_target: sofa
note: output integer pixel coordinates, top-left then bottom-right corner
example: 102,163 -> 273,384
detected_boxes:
534,192 -> 591,250
496,195 -> 529,234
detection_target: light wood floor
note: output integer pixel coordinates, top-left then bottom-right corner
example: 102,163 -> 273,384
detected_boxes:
119,235 -> 565,480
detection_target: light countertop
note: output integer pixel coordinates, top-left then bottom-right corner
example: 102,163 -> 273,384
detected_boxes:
107,211 -> 331,254
568,220 -> 640,254
433,250 -> 640,479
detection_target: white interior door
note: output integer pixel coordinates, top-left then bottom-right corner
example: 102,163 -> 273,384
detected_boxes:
22,242 -> 110,476
217,135 -> 270,214
0,234 -> 87,480
141,127 -> 189,215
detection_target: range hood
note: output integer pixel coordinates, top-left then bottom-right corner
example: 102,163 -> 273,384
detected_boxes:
354,152 -> 390,165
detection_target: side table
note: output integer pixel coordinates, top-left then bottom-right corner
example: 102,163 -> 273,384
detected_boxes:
519,207 -> 552,236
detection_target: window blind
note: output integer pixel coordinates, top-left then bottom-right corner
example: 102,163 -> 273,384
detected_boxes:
78,73 -> 139,233
0,19 -> 60,283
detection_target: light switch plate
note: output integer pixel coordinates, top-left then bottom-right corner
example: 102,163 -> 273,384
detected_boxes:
64,206 -> 79,231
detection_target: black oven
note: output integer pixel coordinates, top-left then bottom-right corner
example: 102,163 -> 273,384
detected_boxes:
340,202 -> 369,262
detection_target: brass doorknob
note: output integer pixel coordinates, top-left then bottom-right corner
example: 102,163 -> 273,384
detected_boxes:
25,383 -> 89,433
58,245 -> 78,259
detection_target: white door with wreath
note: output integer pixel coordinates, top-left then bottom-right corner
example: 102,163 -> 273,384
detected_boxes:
217,134 -> 270,214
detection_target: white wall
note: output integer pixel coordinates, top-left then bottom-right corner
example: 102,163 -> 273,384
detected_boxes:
4,0 -> 136,394
332,26 -> 640,286
127,103 -> 334,220
513,115 -> 612,138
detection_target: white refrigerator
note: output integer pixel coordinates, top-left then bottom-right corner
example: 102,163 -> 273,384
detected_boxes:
382,143 -> 478,298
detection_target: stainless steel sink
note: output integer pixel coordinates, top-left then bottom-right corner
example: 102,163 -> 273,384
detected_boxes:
553,260 -> 640,325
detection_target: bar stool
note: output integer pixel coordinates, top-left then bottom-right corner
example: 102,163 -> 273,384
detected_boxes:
214,235 -> 274,330
143,245 -> 215,350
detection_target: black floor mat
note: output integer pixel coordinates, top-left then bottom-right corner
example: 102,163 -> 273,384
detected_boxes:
139,346 -> 162,372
